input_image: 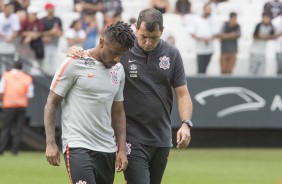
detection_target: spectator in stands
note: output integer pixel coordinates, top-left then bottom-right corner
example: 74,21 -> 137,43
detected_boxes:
175,0 -> 191,15
263,0 -> 282,19
73,0 -> 102,17
103,0 -> 123,27
65,19 -> 86,48
82,10 -> 98,50
41,2 -> 63,76
166,35 -> 176,45
0,60 -> 34,155
20,5 -> 44,60
129,17 -> 137,35
0,0 -> 4,12
217,12 -> 241,74
249,13 -> 277,75
271,12 -> 282,74
0,2 -> 20,73
11,0 -> 30,22
150,0 -> 170,14
191,3 -> 217,74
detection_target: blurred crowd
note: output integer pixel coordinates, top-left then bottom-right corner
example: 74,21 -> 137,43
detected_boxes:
0,0 -> 282,76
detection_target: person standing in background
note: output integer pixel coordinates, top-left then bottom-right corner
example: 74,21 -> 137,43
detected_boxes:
272,11 -> 282,74
249,13 -> 277,75
175,0 -> 191,16
191,3 -> 216,74
0,61 -> 34,155
217,12 -> 241,74
41,2 -> 63,76
263,0 -> 282,19
0,2 -> 20,73
73,0 -> 102,19
11,0 -> 30,22
65,19 -> 86,48
102,0 -> 123,27
150,0 -> 170,14
82,10 -> 98,50
20,5 -> 44,60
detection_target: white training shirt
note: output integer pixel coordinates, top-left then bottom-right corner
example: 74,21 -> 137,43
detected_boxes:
272,15 -> 282,53
50,51 -> 125,153
190,15 -> 217,55
0,12 -> 20,53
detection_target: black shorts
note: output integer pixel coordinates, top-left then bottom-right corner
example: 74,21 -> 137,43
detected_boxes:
64,146 -> 116,184
124,141 -> 170,184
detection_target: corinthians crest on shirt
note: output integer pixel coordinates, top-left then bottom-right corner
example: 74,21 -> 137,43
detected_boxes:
159,56 -> 170,70
109,70 -> 119,85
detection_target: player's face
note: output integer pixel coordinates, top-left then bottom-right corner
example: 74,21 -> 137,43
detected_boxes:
99,38 -> 128,69
136,22 -> 163,52
262,16 -> 271,25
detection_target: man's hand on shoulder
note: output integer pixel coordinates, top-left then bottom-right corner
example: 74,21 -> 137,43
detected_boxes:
67,46 -> 84,58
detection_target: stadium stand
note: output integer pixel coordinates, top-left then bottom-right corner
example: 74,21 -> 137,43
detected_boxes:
25,0 -> 276,76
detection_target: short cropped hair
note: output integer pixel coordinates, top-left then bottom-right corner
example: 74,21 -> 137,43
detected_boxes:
104,21 -> 135,50
230,12 -> 237,18
13,61 -> 23,70
136,8 -> 164,32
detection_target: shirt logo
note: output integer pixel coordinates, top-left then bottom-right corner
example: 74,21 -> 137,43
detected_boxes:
76,181 -> 87,184
128,59 -> 137,63
159,56 -> 170,70
129,64 -> 137,70
126,142 -> 132,155
109,70 -> 119,85
87,73 -> 96,78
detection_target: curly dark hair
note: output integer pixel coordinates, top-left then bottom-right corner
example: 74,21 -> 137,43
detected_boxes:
104,21 -> 135,50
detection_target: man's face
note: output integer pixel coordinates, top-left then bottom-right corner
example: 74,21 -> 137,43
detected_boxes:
136,22 -> 163,52
5,4 -> 14,15
262,15 -> 271,24
99,38 -> 128,69
204,6 -> 211,17
46,8 -> 54,15
229,16 -> 237,26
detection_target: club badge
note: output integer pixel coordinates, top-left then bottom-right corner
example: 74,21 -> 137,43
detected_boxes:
159,56 -> 170,70
109,70 -> 119,85
126,142 -> 132,155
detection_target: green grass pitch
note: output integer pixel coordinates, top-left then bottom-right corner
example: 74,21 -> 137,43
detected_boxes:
0,149 -> 281,184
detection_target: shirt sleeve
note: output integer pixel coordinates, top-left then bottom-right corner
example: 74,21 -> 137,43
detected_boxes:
272,16 -> 282,33
114,64 -> 125,101
12,14 -> 20,32
79,30 -> 86,39
50,57 -> 78,97
65,29 -> 74,38
236,24 -> 241,36
171,47 -> 187,88
253,23 -> 260,37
